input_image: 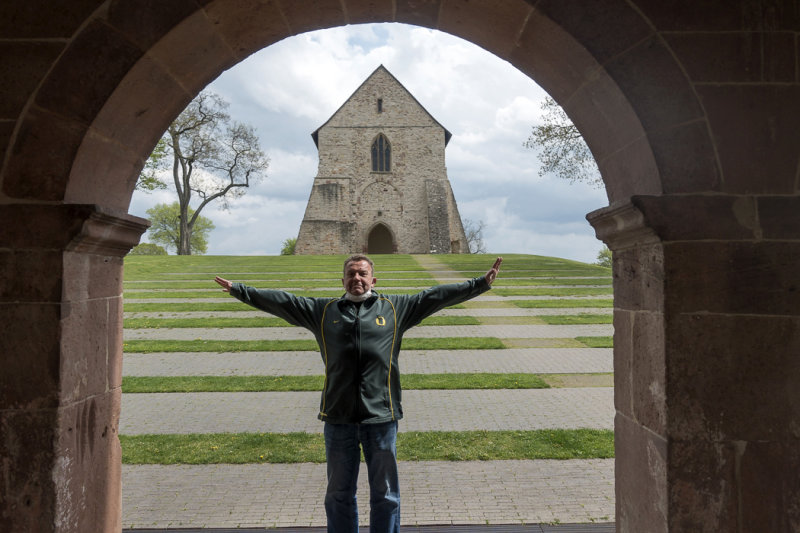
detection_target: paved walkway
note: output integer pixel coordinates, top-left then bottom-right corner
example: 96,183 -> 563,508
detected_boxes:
121,262 -> 616,529
120,388 -> 614,435
122,348 -> 613,376
123,324 -> 613,341
122,460 -> 614,529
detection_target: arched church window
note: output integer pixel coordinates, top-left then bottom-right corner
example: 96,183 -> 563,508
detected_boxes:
371,134 -> 391,172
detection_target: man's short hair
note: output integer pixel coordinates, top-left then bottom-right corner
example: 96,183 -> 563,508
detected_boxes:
343,254 -> 374,276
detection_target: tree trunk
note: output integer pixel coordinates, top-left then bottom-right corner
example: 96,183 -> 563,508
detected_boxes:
178,204 -> 192,255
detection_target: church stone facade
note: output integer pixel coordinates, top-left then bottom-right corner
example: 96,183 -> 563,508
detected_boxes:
295,65 -> 469,255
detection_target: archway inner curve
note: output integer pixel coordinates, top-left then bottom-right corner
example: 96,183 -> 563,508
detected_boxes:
43,0 -> 702,213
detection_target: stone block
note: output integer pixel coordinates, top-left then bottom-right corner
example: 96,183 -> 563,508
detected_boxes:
90,54 -> 192,154
663,31 -> 796,83
146,9 -> 236,96
107,0 -> 198,51
739,440 -> 800,532
342,0 -> 395,24
59,299 -> 112,403
0,119 -> 13,164
63,251 -> 124,304
535,0 -> 653,65
0,303 -> 60,410
595,134 -> 661,201
758,196 -> 800,239
203,0 -> 289,58
647,121 -> 721,194
0,250 -> 63,303
663,241 -> 800,316
0,0 -> 100,39
631,311 -> 666,435
439,0 -> 534,59
276,0 -> 345,36
668,437 -> 737,532
635,0 -> 800,31
564,71 -> 647,172
508,9 -> 600,104
614,413 -> 667,533
0,408 -> 58,531
53,390 -> 122,532
613,309 -> 634,418
632,195 -> 757,241
611,242 -> 664,312
395,0 -> 440,28
35,19 -> 142,126
3,107 -> 86,201
666,313 -> 800,441
65,128 -> 143,210
604,35 -> 703,133
0,41 -> 64,119
107,297 -> 124,390
697,84 -> 800,194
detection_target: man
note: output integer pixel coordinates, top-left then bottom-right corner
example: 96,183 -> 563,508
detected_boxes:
214,254 -> 502,532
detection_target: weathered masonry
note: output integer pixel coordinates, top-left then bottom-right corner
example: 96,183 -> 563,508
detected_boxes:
295,66 -> 468,254
3,2 -> 800,532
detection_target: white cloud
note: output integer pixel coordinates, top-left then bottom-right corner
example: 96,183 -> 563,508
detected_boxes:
129,23 -> 608,262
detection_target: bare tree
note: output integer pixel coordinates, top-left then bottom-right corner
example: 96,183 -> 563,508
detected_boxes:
525,96 -> 602,188
139,91 -> 269,254
463,218 -> 487,254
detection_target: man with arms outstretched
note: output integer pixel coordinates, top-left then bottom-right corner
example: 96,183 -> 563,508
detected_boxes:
215,255 -> 502,533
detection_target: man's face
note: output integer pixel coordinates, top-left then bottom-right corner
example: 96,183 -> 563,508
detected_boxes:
342,260 -> 376,296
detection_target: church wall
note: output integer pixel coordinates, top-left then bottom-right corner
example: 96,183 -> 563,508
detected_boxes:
296,67 -> 467,255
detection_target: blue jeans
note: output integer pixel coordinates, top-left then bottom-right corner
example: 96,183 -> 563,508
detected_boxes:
323,421 -> 400,533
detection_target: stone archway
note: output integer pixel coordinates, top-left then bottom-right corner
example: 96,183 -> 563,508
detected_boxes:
367,222 -> 396,254
3,2 -> 800,532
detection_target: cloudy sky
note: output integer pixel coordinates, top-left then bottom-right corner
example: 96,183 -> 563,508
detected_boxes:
129,23 -> 609,263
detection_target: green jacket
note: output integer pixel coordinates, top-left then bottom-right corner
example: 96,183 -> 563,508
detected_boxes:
229,277 -> 491,424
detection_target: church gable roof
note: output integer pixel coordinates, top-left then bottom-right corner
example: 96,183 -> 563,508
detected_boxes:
311,65 -> 452,147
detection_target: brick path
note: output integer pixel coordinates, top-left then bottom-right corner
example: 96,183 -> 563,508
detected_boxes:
122,460 -> 613,529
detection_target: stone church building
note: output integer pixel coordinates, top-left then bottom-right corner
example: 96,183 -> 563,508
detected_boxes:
294,65 -> 469,255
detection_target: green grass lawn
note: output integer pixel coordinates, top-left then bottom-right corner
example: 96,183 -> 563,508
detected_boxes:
123,337 -> 508,353
122,373 -> 551,393
120,429 -> 614,464
121,253 -> 614,464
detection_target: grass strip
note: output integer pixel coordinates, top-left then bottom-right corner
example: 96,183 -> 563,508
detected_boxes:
576,336 -> 614,348
121,373 -> 550,393
123,337 -> 507,353
120,429 -> 614,464
512,299 -> 613,309
538,314 -> 613,325
124,302 -> 471,313
493,287 -> 612,297
123,315 -> 480,329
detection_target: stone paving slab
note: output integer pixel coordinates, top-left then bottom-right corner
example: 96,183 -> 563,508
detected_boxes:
123,324 -> 613,341
122,348 -> 613,377
122,459 -> 614,529
119,388 -> 614,435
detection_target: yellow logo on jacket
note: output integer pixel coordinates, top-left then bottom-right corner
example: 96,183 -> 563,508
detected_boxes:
375,316 -> 386,326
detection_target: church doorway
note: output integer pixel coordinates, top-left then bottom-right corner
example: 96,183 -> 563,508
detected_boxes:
367,223 -> 395,254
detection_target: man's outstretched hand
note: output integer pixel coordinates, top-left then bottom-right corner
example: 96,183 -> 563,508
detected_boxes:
485,257 -> 503,285
214,276 -> 233,293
